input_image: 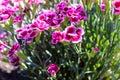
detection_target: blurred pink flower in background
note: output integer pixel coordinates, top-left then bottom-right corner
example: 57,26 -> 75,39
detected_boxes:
112,0 -> 120,15
94,47 -> 99,52
100,4 -> 106,11
0,32 -> 7,39
9,55 -> 20,66
7,43 -> 20,66
7,43 -> 20,58
100,0 -> 106,11
47,64 -> 59,75
0,6 -> 15,22
0,0 -> 9,6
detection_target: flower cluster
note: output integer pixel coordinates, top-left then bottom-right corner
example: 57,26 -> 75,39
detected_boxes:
15,1 -> 87,45
38,10 -> 64,28
31,17 -> 50,31
52,25 -> 84,44
7,43 -> 20,66
16,25 -> 38,44
0,6 -> 15,22
56,1 -> 87,23
0,0 -> 22,22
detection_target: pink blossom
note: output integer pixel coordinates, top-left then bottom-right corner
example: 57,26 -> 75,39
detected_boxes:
76,28 -> 85,36
51,31 -> 64,44
112,0 -> 120,15
0,6 -> 15,22
47,64 -> 59,75
31,20 -> 49,31
55,1 -> 67,10
14,15 -> 23,24
7,43 -> 20,66
100,4 -> 106,11
38,10 -> 64,28
9,55 -> 20,66
66,4 -> 87,23
94,47 -> 99,52
19,30 -> 28,39
8,43 -> 20,57
0,0 -> 10,6
64,26 -> 84,43
16,25 -> 38,44
100,0 -> 106,11
29,30 -> 38,38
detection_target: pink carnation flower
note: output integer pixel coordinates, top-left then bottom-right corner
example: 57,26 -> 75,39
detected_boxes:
100,4 -> 106,11
8,43 -> 20,57
51,31 -> 64,44
7,43 -> 20,66
14,15 -> 23,24
66,4 -> 87,23
31,19 -> 49,31
9,55 -> 20,66
47,64 -> 59,75
94,47 -> 99,52
16,25 -> 38,44
112,0 -> 120,15
64,26 -> 84,43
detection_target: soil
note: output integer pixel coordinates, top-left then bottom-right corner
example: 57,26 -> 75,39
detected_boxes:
0,61 -> 30,80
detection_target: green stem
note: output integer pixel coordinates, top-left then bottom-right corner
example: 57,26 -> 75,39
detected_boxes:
76,43 -> 82,80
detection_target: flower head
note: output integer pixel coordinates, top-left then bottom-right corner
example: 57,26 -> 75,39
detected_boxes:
66,4 -> 87,23
64,26 -> 84,43
51,31 -> 64,44
16,25 -> 38,44
100,4 -> 106,11
7,43 -> 20,66
112,0 -> 120,15
8,43 -> 20,58
14,15 -> 23,24
39,10 -> 64,28
9,55 -> 20,66
47,64 -> 59,75
94,47 -> 99,52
